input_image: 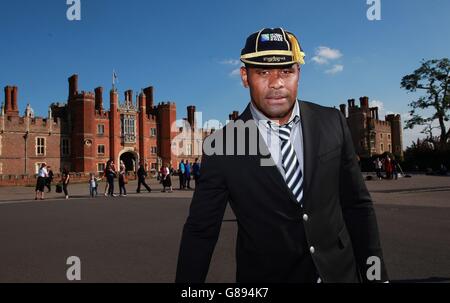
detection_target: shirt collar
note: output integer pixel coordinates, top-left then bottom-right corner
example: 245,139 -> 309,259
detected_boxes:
250,100 -> 301,129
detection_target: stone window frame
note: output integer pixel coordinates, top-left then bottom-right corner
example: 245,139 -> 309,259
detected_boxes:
36,137 -> 46,156
97,162 -> 106,173
97,124 -> 105,135
97,144 -> 105,155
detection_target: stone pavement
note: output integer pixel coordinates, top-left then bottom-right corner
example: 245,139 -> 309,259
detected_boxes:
0,177 -> 194,204
0,174 -> 448,282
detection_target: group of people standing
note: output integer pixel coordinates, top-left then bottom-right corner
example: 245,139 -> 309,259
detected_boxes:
373,155 -> 399,180
178,158 -> 200,190
35,163 -> 70,200
34,158 -> 201,200
102,159 -> 152,197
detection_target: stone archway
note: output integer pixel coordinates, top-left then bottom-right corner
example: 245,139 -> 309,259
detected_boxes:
118,150 -> 139,172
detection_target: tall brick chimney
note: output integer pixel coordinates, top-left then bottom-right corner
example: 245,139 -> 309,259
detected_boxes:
143,86 -> 154,110
12,86 -> 18,112
347,99 -> 355,108
95,87 -> 103,111
138,92 -> 148,163
370,107 -> 379,120
68,74 -> 78,100
4,86 -> 12,112
4,86 -> 19,116
125,89 -> 133,105
187,105 -> 195,129
360,96 -> 369,109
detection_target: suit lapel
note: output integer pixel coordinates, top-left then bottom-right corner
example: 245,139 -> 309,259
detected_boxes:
299,101 -> 320,204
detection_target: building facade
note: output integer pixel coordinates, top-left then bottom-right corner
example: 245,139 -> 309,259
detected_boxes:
339,96 -> 403,159
0,74 -> 208,176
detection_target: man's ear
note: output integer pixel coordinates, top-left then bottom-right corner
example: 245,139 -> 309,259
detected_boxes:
297,64 -> 301,82
240,66 -> 249,88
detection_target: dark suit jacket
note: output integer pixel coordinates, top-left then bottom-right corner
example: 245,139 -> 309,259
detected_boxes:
176,100 -> 388,283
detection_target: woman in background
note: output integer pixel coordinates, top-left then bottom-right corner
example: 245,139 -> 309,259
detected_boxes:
161,164 -> 173,193
105,160 -> 117,197
35,163 -> 48,200
118,160 -> 127,196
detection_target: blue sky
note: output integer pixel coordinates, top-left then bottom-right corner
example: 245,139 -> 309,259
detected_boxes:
1,0 -> 449,147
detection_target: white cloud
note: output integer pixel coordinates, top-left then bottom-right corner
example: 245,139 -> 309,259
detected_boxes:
220,59 -> 240,66
370,100 -> 385,115
325,64 -> 344,75
229,68 -> 241,77
311,46 -> 343,65
311,56 -> 328,65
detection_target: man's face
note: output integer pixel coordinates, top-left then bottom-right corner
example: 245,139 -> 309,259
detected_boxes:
240,64 -> 300,124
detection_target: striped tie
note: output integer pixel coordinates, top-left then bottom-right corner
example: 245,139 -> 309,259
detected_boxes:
279,123 -> 304,205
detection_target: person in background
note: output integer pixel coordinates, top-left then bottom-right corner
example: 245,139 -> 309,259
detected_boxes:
184,160 -> 192,189
192,158 -> 201,187
89,173 -> 98,198
392,157 -> 399,180
137,163 -> 152,193
118,160 -> 127,197
161,164 -> 173,193
45,166 -> 54,193
61,167 -> 70,199
374,157 -> 382,180
35,163 -> 48,200
179,160 -> 185,190
103,164 -> 109,196
384,155 -> 393,180
105,160 -> 117,197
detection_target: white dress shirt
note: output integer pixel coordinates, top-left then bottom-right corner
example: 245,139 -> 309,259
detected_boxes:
249,100 -> 304,179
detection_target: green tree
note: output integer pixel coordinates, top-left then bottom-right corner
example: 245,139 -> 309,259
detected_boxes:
401,58 -> 450,149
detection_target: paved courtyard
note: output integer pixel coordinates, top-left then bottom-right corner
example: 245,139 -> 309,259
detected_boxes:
0,174 -> 449,282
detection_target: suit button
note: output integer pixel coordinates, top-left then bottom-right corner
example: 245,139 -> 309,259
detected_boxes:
310,246 -> 315,254
303,214 -> 309,222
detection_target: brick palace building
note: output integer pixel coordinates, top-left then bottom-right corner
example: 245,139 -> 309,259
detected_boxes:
0,74 -> 209,176
338,97 -> 403,160
0,75 -> 403,177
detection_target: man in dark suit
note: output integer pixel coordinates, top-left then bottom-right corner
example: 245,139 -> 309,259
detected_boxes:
176,28 -> 388,283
